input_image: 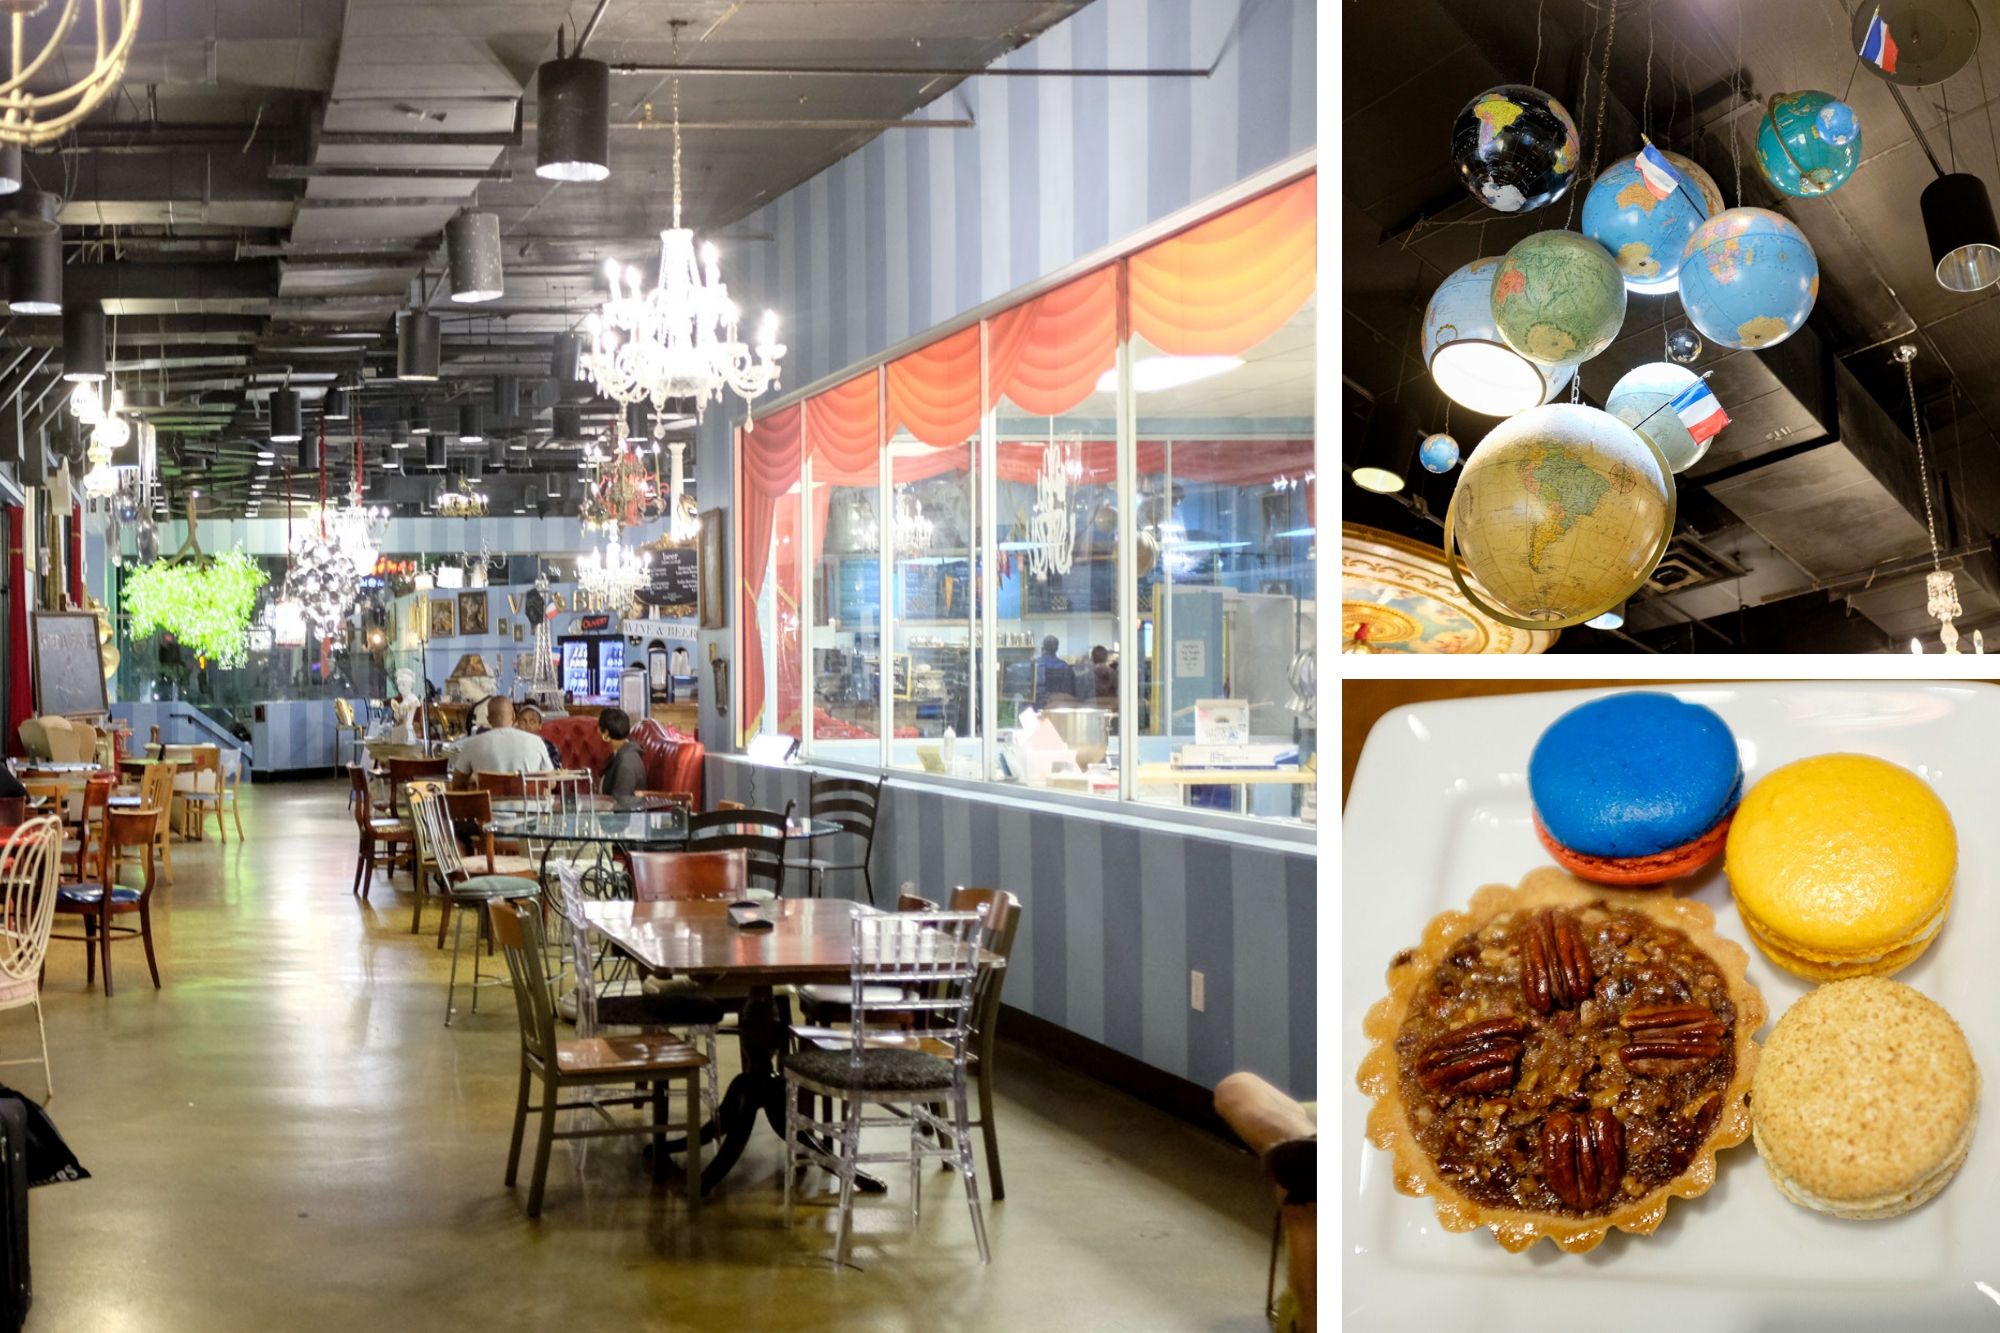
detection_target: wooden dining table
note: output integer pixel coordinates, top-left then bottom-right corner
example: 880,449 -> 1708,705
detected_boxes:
582,897 -> 1004,1196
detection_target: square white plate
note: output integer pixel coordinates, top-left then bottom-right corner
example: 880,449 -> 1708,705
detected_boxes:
1342,683 -> 2000,1332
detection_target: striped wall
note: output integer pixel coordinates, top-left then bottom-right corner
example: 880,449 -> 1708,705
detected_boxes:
112,698 -> 350,774
110,701 -> 251,762
709,754 -> 1316,1101
119,515 -> 675,561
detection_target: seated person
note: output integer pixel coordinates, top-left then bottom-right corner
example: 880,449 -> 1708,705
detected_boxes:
1032,635 -> 1078,710
515,703 -> 563,767
447,698 -> 554,788
597,707 -> 646,799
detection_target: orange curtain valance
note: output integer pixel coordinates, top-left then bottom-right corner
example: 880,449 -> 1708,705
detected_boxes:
1127,173 -> 1315,357
803,371 -> 880,485
986,266 -> 1118,420
884,325 -> 981,448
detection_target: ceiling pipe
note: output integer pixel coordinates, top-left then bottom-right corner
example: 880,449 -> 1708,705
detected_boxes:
608,61 -> 1209,79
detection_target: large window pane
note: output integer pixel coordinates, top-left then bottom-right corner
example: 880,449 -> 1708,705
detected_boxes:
884,327 -> 981,775
1126,177 -> 1317,822
805,373 -> 882,763
987,267 -> 1121,797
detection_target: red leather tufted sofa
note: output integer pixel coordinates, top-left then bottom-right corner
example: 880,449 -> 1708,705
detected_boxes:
538,715 -> 705,806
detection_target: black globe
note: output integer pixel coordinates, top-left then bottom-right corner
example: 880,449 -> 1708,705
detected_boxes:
1450,84 -> 1581,214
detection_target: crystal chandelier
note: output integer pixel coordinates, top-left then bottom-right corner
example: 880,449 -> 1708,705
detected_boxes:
436,488 -> 489,518
575,522 -> 651,612
72,381 -> 135,498
581,64 -> 785,422
1895,345 -> 1981,655
286,531 -> 359,638
1027,437 -> 1077,580
892,484 -> 933,557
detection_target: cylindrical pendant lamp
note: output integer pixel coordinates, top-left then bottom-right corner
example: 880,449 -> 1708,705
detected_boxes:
457,403 -> 483,443
270,388 -> 303,444
1923,172 -> 2000,293
61,302 -> 105,382
389,416 -> 411,450
625,402 -> 652,442
1350,400 -> 1421,495
446,212 -> 504,303
397,310 -> 441,381
426,434 -> 446,471
0,146 -> 21,197
8,231 -> 60,315
323,386 -> 350,421
297,429 -> 318,472
535,55 -> 610,182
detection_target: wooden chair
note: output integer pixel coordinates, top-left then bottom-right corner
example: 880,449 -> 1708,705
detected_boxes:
490,897 -> 706,1218
385,755 -> 450,820
942,887 -> 1021,1201
113,763 -> 176,886
0,818 -> 63,1098
473,771 -> 526,799
407,781 -> 539,1023
716,799 -> 746,811
350,764 -> 412,898
636,789 -> 694,811
51,807 -> 164,997
22,780 -> 67,823
62,775 -> 117,882
443,789 -> 538,882
786,775 -> 884,904
1215,1072 -> 1317,1333
627,849 -> 747,902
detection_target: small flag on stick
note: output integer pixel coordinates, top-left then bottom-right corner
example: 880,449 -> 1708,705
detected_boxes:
1635,142 -> 1683,201
1670,378 -> 1730,444
1860,7 -> 1898,73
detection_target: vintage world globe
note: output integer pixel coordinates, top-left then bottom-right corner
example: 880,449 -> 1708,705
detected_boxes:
1581,149 -> 1723,293
1419,432 -> 1461,473
1446,403 -> 1674,629
1605,362 -> 1711,473
1755,90 -> 1862,197
1679,207 -> 1819,350
1420,257 -> 1576,416
1491,230 -> 1628,366
1450,85 -> 1581,214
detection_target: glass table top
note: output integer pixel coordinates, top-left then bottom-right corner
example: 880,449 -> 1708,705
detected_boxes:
487,805 -> 691,845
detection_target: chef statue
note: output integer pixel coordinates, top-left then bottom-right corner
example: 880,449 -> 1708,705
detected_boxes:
387,667 -> 423,744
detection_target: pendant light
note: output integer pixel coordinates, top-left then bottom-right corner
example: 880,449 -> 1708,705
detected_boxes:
296,426 -> 318,472
397,309 -> 441,381
426,433 -> 446,471
270,387 -> 303,444
7,229 -> 59,314
1586,600 -> 1627,630
0,146 -> 20,196
535,32 -> 610,183
0,189 -> 55,238
1421,257 -> 1576,416
446,211 -> 504,303
457,404 -> 483,444
1888,83 -> 2000,292
553,403 -> 582,439
625,402 -> 652,443
389,416 -> 411,450
60,301 -> 105,382
322,386 -> 350,421
1350,400 -> 1421,495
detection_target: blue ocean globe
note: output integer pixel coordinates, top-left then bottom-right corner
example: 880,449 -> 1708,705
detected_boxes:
1419,433 -> 1461,473
1450,85 -> 1581,214
1755,90 -> 1862,197
1581,149 -> 1724,293
1679,207 -> 1819,351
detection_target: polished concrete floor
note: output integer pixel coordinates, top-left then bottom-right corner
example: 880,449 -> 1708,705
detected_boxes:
20,781 -> 1272,1331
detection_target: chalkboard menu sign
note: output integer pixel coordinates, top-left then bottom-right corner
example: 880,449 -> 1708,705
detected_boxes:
31,612 -> 109,718
637,546 -> 699,616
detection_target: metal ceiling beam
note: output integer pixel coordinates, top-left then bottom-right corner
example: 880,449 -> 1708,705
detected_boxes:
616,118 -> 972,130
269,165 -> 513,182
314,129 -> 520,148
609,62 -> 1208,79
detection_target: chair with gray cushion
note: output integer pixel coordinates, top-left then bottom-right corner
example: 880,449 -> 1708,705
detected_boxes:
408,780 -> 540,1027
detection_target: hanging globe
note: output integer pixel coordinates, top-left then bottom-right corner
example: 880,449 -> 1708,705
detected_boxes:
1449,85 -> 1581,214
1419,433 -> 1461,473
1666,326 -> 1704,364
1605,362 -> 1713,473
1491,231 -> 1628,366
1679,207 -> 1819,350
1421,257 -> 1577,416
1444,403 -> 1675,629
1581,149 -> 1724,293
1755,91 -> 1862,197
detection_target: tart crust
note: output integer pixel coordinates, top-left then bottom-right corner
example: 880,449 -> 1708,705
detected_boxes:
1356,867 -> 1765,1253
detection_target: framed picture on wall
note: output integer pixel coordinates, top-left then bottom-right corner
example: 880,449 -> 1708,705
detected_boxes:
429,597 -> 455,638
495,617 -> 510,638
512,622 -> 525,643
406,598 -> 424,644
699,508 -> 726,629
458,591 -> 488,636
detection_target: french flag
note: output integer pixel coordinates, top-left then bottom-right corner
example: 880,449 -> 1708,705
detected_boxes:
1861,7 -> 1898,74
1671,379 -> 1730,443
1635,142 -> 1682,201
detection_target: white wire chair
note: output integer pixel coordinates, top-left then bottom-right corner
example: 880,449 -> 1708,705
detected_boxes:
0,817 -> 65,1099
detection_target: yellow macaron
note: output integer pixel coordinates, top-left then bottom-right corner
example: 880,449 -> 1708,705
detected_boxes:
1752,977 -> 1980,1220
1724,753 -> 1955,981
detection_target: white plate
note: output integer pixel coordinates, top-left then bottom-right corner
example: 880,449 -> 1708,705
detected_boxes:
1342,683 -> 2000,1332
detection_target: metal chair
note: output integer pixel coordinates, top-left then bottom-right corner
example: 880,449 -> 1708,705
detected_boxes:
490,897 -> 706,1218
783,906 -> 993,1267
786,775 -> 884,904
0,818 -> 63,1097
408,781 -> 539,1025
686,802 -> 793,895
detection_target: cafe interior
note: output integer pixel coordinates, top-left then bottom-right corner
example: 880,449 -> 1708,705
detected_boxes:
0,0 -> 1321,1328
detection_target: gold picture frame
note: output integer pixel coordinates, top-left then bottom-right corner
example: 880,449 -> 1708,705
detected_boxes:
429,597 -> 455,638
458,591 -> 488,636
699,507 -> 726,629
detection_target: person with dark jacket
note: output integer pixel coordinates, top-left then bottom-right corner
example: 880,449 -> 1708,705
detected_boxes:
1032,635 -> 1077,710
597,708 -> 646,798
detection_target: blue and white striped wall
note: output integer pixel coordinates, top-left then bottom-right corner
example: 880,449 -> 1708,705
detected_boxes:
117,515 -> 675,561
112,698 -> 350,774
709,755 -> 1316,1101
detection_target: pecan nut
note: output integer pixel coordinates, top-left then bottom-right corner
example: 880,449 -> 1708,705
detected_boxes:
1617,1001 -> 1726,1076
1520,909 -> 1594,1014
1540,1107 -> 1625,1213
1414,1015 -> 1530,1098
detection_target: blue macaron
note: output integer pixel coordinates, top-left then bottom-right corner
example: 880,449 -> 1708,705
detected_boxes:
1529,692 -> 1742,860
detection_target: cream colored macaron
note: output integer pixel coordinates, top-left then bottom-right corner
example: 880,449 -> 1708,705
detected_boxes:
1752,977 -> 1980,1220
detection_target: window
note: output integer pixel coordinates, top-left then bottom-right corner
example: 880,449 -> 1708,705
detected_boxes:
805,373 -> 883,763
1127,175 -> 1317,821
986,267 -> 1121,796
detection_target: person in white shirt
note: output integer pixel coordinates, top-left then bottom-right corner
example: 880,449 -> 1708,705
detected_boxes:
448,698 -> 555,787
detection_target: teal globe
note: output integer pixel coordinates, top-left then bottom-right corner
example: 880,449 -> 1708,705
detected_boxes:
1491,230 -> 1627,366
1581,149 -> 1722,293
1755,90 -> 1862,197
1679,208 -> 1818,351
1419,433 -> 1461,473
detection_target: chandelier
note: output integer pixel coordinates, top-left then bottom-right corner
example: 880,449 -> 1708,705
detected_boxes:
1895,345 -> 1983,655
575,522 -> 651,612
286,532 -> 359,638
580,67 -> 785,422
582,441 -> 656,532
1027,437 -> 1077,580
72,381 -> 135,498
892,484 -> 933,557
436,488 -> 489,519
0,0 -> 142,146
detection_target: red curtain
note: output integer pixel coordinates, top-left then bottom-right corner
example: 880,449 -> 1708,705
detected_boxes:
6,507 -> 29,754
738,403 -> 803,744
1128,173 -> 1316,357
986,266 -> 1119,418
885,326 -> 981,447
803,371 -> 881,486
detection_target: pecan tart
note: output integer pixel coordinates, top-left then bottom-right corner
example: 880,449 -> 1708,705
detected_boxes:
1356,868 -> 1764,1253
